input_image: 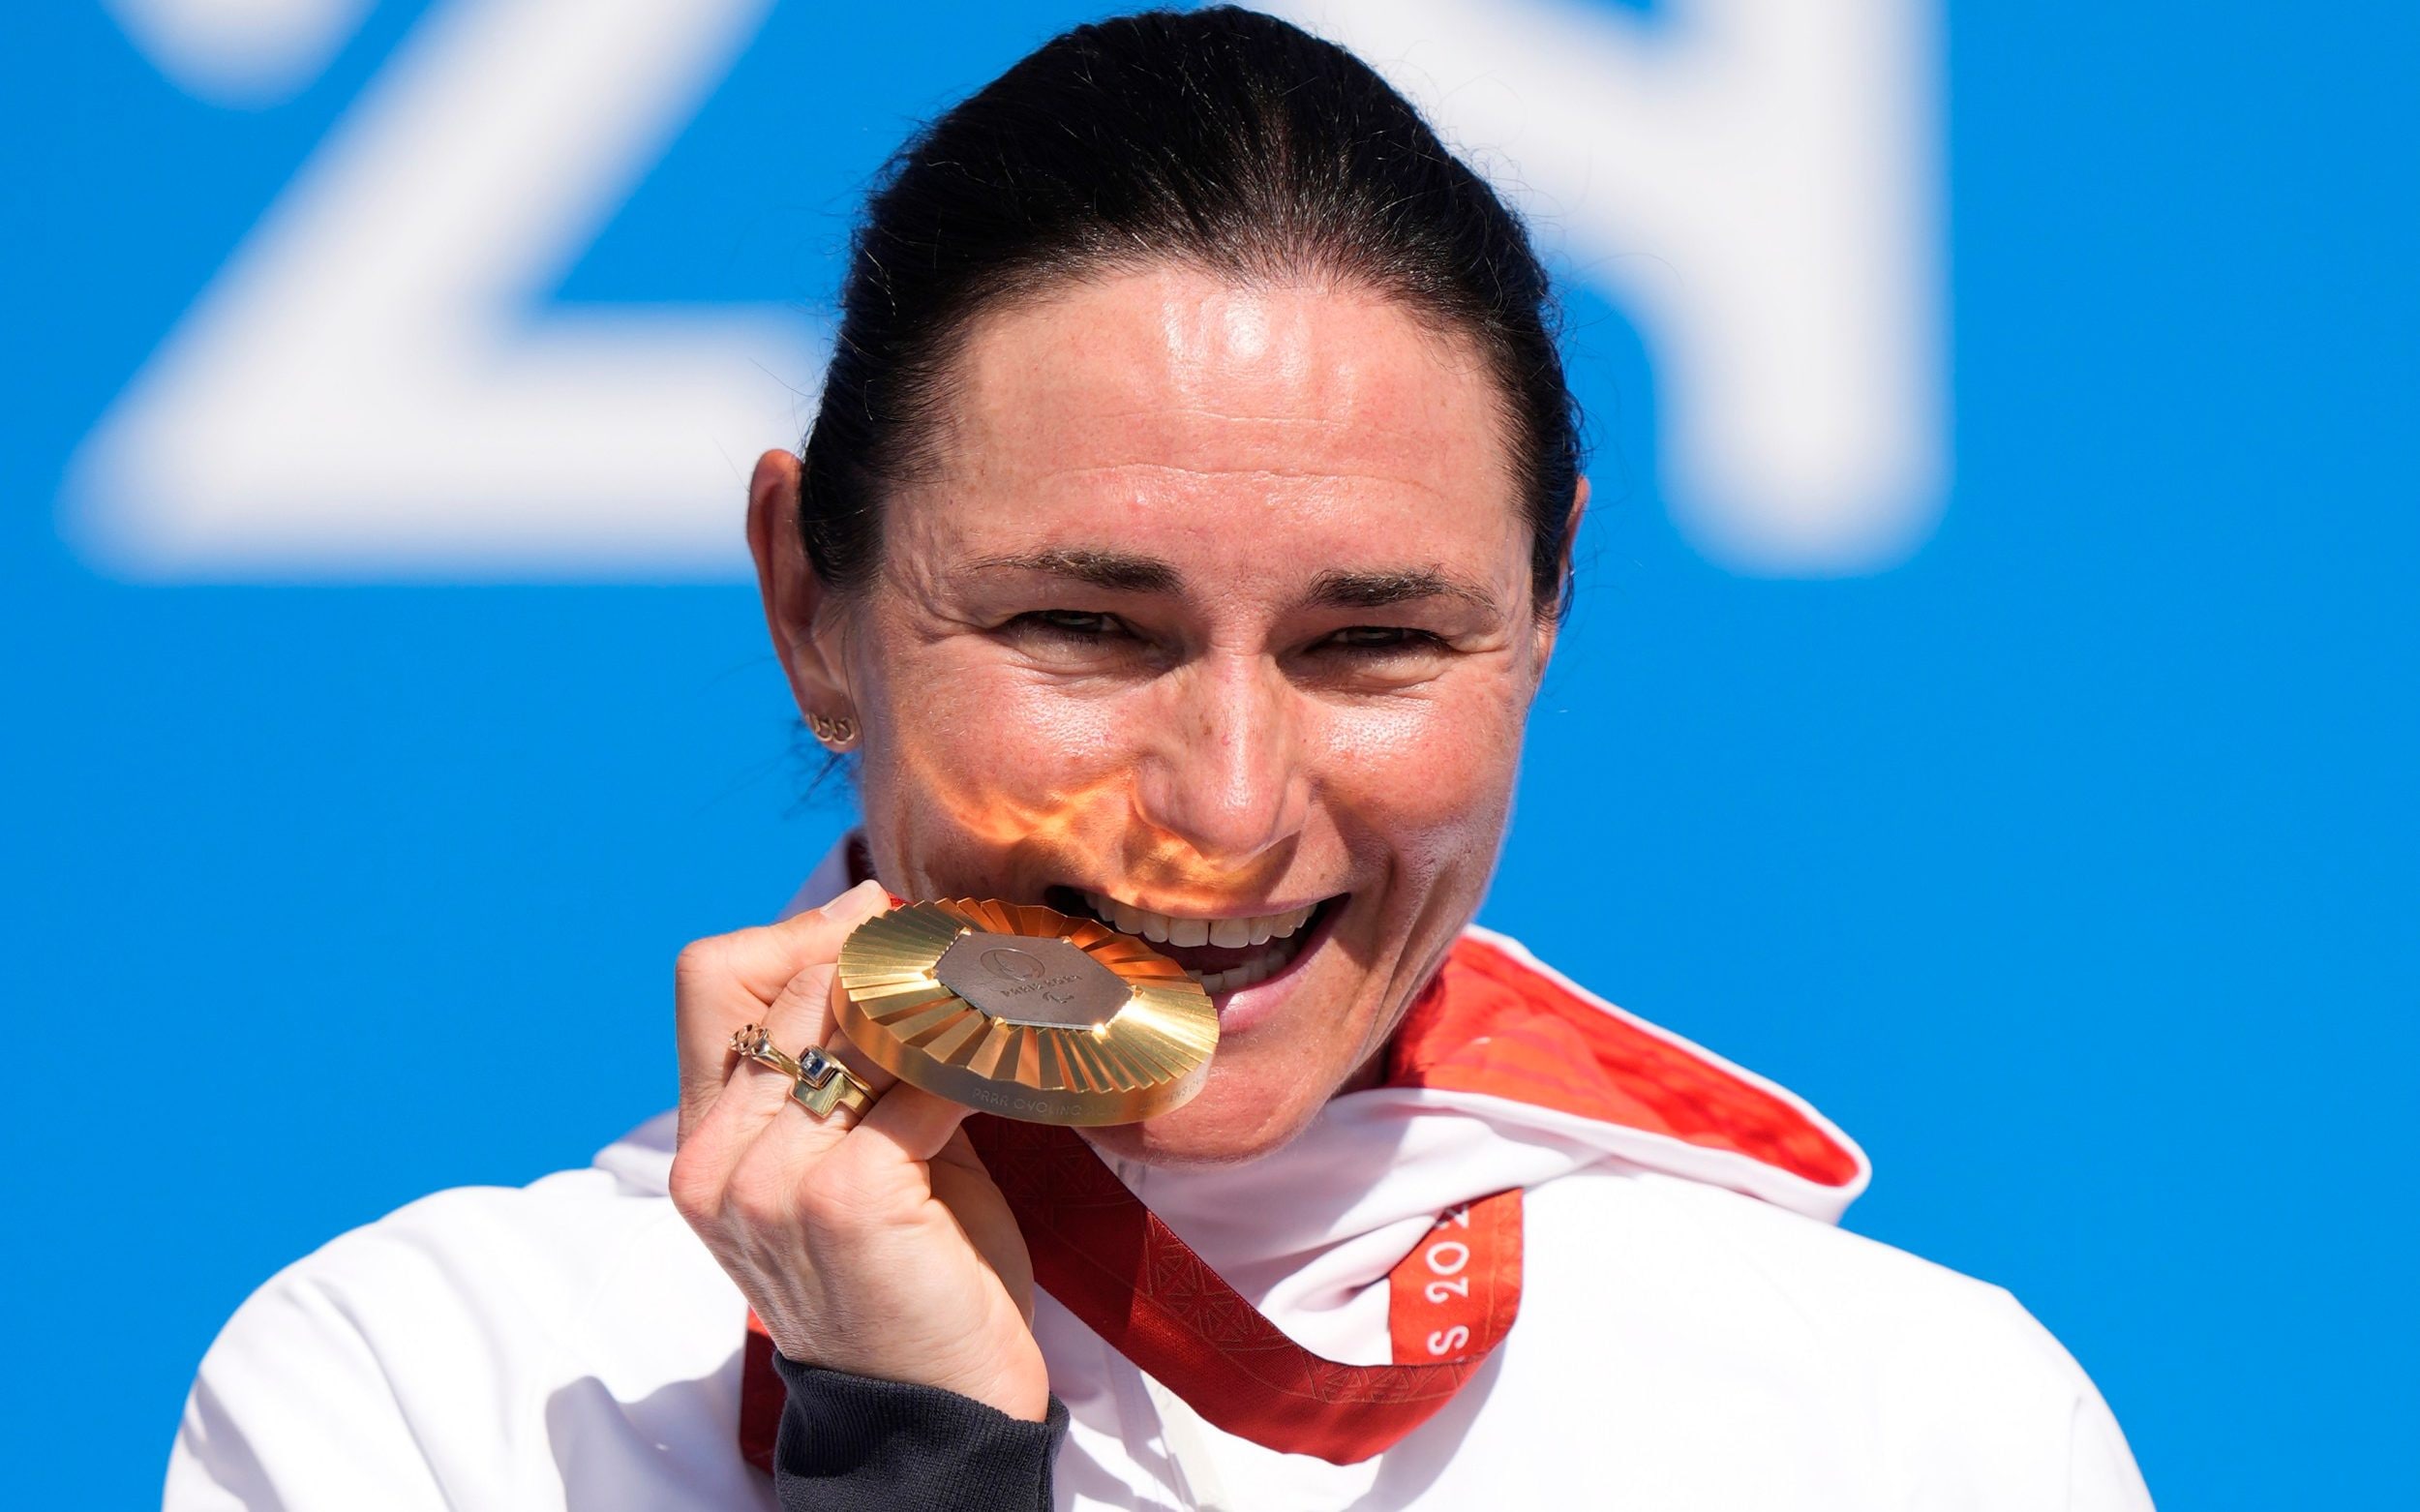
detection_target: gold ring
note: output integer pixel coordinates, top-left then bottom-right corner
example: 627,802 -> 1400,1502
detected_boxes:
730,1024 -> 880,1121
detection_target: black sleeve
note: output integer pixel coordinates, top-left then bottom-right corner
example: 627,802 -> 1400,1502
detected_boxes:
771,1352 -> 1070,1511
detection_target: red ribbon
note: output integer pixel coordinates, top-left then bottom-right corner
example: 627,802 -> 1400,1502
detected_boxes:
966,1116 -> 1522,1464
739,931 -> 1860,1471
740,1123 -> 1519,1469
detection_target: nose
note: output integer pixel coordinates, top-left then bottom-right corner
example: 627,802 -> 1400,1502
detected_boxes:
1131,651 -> 1310,872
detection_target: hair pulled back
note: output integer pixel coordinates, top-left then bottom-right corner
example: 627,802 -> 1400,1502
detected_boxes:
800,6 -> 1584,619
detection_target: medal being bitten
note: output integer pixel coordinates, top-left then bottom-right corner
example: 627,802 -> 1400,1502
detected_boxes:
832,898 -> 1219,1126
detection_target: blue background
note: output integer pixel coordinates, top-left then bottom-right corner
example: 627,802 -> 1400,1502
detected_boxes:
5,3 -> 2414,1505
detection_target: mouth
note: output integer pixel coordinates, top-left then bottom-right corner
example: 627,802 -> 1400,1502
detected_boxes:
1044,884 -> 1347,996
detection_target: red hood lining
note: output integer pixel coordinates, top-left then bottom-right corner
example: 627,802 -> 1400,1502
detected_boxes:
1385,934 -> 1862,1191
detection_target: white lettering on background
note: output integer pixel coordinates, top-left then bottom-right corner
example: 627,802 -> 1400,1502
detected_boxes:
1263,0 -> 1945,573
68,0 -> 821,579
72,0 -> 1937,579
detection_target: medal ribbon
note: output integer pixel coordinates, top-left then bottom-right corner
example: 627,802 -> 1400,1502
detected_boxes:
738,1120 -> 1519,1470
972,1116 -> 1521,1464
739,929 -> 1861,1472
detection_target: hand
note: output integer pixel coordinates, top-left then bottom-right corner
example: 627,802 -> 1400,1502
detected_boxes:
667,879 -> 1048,1420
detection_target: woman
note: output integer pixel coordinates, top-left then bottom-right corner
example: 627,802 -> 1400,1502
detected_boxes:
166,10 -> 2152,1510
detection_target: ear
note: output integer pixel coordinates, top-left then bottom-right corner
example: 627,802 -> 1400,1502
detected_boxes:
1531,474 -> 1588,673
746,448 -> 854,721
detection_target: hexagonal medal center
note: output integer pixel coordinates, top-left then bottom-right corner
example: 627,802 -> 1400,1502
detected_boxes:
934,931 -> 1130,1029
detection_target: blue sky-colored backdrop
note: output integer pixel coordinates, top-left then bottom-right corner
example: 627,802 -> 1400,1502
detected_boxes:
4,3 -> 2414,1506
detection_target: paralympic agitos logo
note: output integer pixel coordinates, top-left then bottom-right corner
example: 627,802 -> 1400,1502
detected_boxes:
980,948 -> 1082,1007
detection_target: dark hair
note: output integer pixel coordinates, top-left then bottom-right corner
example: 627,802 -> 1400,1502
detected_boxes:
799,5 -> 1583,620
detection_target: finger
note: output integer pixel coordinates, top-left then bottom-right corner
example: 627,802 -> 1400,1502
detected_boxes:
710,1041 -> 919,1243
818,1079 -> 976,1196
928,1127 -> 1035,1329
725,878 -> 893,998
693,953 -> 924,1202
930,1124 -> 989,1181
690,961 -> 868,1165
675,880 -> 892,1134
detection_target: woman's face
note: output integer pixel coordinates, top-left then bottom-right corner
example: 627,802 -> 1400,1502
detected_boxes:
753,265 -> 1574,1166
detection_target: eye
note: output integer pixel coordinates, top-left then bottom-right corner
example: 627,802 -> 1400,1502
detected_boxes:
1005,609 -> 1126,642
1318,625 -> 1447,655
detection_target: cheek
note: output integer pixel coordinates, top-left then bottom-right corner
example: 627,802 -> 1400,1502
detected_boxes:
1312,680 -> 1529,874
855,621 -> 1533,897
861,654 -> 1141,862
906,672 -> 1117,773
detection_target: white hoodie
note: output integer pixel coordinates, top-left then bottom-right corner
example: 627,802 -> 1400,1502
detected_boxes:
166,842 -> 2152,1510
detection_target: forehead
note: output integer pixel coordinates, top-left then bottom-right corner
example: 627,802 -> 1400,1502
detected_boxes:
898,266 -> 1526,592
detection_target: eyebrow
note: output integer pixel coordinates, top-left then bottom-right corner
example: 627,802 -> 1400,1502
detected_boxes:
961,549 -> 1499,614
1305,567 -> 1499,613
962,549 -> 1180,593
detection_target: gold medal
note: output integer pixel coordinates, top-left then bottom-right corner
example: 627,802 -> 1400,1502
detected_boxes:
833,898 -> 1219,1125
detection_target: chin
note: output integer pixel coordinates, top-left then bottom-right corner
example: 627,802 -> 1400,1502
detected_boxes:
1079,1072 -> 1328,1169
1077,999 -> 1379,1169
1012,879 -> 1404,1167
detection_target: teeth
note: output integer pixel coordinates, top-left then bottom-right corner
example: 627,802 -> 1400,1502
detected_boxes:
1068,886 -> 1337,997
1192,950 -> 1287,994
1078,890 -> 1327,965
